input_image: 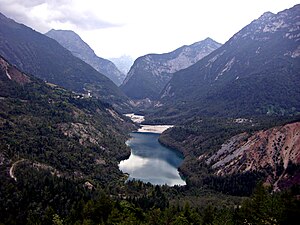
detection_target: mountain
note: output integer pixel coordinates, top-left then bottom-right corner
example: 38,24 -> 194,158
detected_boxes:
109,55 -> 134,75
156,4 -> 300,120
159,114 -> 300,195
0,54 -> 139,223
0,13 -> 129,110
45,29 -> 126,86
121,38 -> 221,100
206,122 -> 300,191
0,53 -> 135,186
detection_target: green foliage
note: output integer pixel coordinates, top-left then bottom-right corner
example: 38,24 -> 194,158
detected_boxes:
158,115 -> 300,196
53,214 -> 64,225
236,184 -> 300,225
0,72 -> 134,182
82,194 -> 113,224
1,160 -> 299,225
0,56 -> 136,224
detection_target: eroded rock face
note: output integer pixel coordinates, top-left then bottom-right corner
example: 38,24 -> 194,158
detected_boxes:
206,122 -> 300,189
0,56 -> 31,84
58,122 -> 104,146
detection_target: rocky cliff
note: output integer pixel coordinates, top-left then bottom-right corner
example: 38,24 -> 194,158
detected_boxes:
206,122 -> 300,190
121,38 -> 221,100
0,56 -> 31,84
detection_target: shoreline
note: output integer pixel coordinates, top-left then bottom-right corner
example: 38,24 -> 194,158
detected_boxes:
124,113 -> 145,123
119,131 -> 186,186
137,125 -> 173,134
125,113 -> 173,134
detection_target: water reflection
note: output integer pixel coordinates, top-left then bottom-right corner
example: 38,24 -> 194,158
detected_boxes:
119,132 -> 186,186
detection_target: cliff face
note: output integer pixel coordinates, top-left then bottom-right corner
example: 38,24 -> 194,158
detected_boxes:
121,38 -> 221,100
206,122 -> 300,190
0,56 -> 31,84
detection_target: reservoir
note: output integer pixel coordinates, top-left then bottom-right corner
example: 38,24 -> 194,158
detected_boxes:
119,132 -> 186,186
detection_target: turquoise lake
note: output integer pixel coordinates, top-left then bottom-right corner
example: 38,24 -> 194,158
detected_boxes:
119,132 -> 186,186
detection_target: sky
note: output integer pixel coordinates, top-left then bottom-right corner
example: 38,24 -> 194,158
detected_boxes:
0,0 -> 299,59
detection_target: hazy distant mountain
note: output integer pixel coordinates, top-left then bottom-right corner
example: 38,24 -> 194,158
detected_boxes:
0,13 -> 129,109
46,29 -> 125,86
109,55 -> 134,75
156,4 -> 300,120
121,38 -> 221,100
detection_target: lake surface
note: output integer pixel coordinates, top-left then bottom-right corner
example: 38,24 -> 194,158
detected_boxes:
119,132 -> 186,186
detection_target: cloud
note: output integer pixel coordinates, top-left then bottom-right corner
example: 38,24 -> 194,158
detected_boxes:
0,0 -> 298,58
10,0 -> 45,7
48,9 -> 120,30
0,0 -> 121,32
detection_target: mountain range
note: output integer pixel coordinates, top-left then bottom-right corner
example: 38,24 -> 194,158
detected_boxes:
121,38 -> 221,100
0,13 -> 129,110
45,29 -> 126,86
149,4 -> 300,121
1,4 -> 300,224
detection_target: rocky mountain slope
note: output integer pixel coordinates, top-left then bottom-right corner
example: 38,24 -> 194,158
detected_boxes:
121,38 -> 221,100
0,54 -> 135,185
206,122 -> 300,190
155,4 -> 300,120
0,13 -> 130,110
0,56 -> 31,85
46,29 -> 125,86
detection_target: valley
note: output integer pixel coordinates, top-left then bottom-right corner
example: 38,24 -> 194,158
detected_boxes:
0,2 -> 300,225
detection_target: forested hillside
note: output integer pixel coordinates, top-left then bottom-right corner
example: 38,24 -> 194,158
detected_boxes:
0,13 -> 130,110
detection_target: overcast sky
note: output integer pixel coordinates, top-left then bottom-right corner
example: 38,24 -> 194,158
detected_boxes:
0,0 -> 299,59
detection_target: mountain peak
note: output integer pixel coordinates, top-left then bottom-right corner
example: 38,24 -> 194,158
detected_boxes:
190,37 -> 222,48
46,29 -> 126,86
109,55 -> 134,75
157,4 -> 300,119
203,37 -> 220,43
0,14 -> 128,108
46,29 -> 81,39
121,38 -> 221,100
258,11 -> 275,20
